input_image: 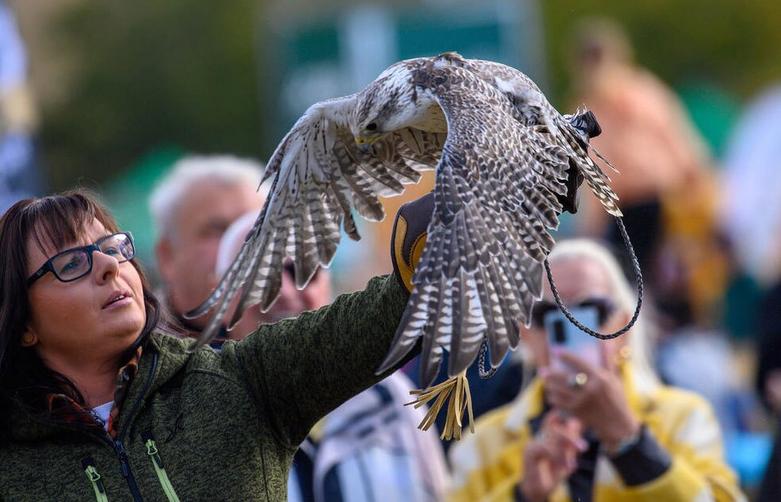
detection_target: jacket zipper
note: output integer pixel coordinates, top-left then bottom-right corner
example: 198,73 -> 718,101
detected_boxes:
113,439 -> 143,501
104,350 -> 160,502
141,432 -> 181,502
82,457 -> 109,502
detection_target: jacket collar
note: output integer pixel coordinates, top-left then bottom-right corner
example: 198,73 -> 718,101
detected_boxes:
8,331 -> 195,443
114,331 -> 199,426
41,345 -> 143,439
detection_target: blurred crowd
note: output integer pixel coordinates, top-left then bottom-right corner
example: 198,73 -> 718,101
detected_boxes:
3,3 -> 781,500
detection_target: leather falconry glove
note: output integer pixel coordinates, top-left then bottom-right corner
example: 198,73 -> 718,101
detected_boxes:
391,192 -> 434,293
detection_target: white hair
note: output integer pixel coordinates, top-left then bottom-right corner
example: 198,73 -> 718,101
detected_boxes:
547,239 -> 660,394
148,155 -> 268,239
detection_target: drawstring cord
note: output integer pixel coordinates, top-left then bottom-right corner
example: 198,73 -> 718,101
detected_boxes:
545,216 -> 643,340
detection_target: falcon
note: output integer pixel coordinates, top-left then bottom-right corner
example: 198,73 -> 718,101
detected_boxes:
188,52 -> 621,391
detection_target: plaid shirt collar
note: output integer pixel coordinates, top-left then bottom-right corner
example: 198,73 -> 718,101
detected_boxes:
46,346 -> 143,439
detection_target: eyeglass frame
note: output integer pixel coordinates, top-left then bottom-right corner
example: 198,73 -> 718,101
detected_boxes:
27,231 -> 136,286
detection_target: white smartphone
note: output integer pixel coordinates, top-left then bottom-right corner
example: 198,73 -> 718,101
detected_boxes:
544,306 -> 604,371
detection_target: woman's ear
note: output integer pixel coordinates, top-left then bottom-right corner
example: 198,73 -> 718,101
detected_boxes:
21,328 -> 38,347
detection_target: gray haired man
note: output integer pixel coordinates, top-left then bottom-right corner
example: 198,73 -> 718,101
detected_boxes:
149,155 -> 266,331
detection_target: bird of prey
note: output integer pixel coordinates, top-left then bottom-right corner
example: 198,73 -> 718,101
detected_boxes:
187,52 -> 621,389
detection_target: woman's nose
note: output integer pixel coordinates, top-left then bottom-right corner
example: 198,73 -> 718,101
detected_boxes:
93,250 -> 120,283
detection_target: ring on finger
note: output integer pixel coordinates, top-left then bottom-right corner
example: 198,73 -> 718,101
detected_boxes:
568,372 -> 589,389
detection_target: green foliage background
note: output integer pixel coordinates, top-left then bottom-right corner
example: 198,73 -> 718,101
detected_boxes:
39,0 -> 781,189
41,0 -> 263,189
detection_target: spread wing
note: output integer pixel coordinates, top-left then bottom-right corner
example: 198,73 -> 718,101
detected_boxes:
468,58 -> 621,216
188,95 -> 446,346
376,63 -> 595,386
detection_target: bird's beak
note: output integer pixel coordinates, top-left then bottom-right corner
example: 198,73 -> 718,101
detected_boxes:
355,134 -> 381,153
355,135 -> 380,146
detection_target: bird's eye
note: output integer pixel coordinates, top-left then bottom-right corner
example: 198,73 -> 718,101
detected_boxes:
365,122 -> 378,131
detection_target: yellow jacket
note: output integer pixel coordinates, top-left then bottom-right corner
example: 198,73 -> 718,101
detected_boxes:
448,365 -> 744,502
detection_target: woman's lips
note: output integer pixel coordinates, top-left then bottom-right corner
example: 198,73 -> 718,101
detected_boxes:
103,296 -> 134,310
103,290 -> 132,309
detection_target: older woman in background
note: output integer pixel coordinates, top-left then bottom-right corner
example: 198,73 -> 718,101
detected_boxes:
448,239 -> 743,502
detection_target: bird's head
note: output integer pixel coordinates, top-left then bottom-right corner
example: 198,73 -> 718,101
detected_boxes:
351,63 -> 423,148
566,108 -> 602,145
558,108 -> 601,213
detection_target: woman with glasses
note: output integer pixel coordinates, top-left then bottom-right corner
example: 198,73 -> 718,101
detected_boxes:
448,239 -> 744,502
0,190 -> 428,501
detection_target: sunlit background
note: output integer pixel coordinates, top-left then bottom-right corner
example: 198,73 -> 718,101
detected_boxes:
3,0 -> 781,496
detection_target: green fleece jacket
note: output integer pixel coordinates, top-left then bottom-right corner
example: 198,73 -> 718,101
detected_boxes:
1,275 -> 409,501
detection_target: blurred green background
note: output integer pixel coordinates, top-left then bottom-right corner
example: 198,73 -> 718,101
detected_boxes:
21,0 -> 779,189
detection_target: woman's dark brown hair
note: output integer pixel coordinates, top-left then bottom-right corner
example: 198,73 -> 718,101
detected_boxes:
0,190 -> 161,436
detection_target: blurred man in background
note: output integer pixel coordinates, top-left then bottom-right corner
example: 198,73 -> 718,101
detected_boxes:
148,155 -> 265,333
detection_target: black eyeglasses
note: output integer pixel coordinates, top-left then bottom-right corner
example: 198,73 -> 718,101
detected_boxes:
27,232 -> 136,286
531,297 -> 616,328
